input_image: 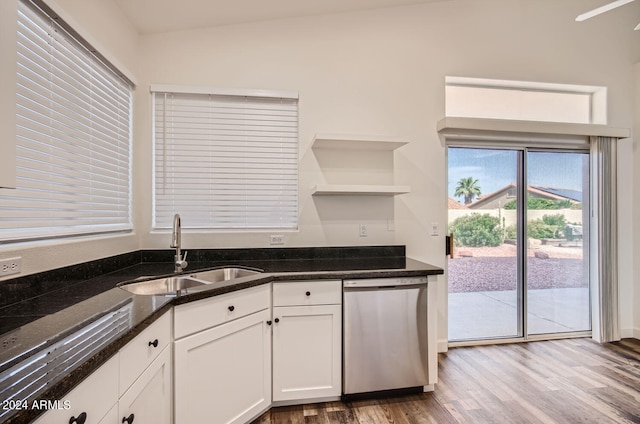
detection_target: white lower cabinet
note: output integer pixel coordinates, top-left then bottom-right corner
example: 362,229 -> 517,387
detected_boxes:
118,345 -> 172,424
272,304 -> 342,402
174,288 -> 271,424
33,354 -> 119,424
33,310 -> 173,424
272,281 -> 342,402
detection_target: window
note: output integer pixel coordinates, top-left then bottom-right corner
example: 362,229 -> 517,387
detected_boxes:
152,86 -> 299,230
0,0 -> 133,243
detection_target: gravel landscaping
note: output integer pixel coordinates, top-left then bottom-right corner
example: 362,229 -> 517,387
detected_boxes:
448,244 -> 587,293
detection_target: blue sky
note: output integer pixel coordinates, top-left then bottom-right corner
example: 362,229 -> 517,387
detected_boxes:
447,148 -> 588,202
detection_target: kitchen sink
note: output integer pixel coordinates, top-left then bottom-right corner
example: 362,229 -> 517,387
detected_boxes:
188,267 -> 261,283
117,267 -> 262,296
118,276 -> 206,295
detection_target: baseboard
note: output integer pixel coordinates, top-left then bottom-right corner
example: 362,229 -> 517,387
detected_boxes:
620,328 -> 640,339
438,339 -> 449,353
271,396 -> 341,407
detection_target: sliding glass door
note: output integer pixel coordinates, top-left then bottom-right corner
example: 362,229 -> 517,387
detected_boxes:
526,151 -> 591,335
448,147 -> 590,342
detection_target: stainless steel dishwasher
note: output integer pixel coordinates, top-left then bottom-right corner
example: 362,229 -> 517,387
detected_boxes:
343,276 -> 429,396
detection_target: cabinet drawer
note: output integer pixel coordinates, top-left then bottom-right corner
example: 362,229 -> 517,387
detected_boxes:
119,309 -> 172,396
273,280 -> 341,306
174,284 -> 270,339
33,354 -> 118,424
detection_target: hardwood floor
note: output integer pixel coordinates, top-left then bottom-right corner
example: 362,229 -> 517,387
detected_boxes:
252,338 -> 640,424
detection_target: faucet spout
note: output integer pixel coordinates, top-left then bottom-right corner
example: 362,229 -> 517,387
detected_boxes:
171,213 -> 188,272
171,214 -> 181,249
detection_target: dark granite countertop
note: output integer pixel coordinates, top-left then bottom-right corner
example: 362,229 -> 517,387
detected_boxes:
0,246 -> 443,424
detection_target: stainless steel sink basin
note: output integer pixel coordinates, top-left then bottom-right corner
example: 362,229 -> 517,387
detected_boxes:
118,267 -> 262,296
188,267 -> 261,283
118,276 -> 206,295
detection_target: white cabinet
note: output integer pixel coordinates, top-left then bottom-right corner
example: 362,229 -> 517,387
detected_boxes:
174,285 -> 271,424
272,280 -> 342,402
33,354 -> 119,424
118,345 -> 172,424
33,310 -> 173,424
119,310 -> 172,396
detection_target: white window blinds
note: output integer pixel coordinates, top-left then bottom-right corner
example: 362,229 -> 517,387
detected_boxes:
153,88 -> 299,230
0,0 -> 133,242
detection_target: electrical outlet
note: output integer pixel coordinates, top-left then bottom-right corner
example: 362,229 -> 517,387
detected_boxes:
359,224 -> 368,237
0,257 -> 22,277
270,235 -> 284,245
0,333 -> 19,351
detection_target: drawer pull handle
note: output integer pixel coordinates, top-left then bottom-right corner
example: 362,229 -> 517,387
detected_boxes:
122,413 -> 135,424
148,339 -> 159,348
69,412 -> 87,424
306,291 -> 311,296
274,318 -> 280,323
228,305 -> 235,311
266,320 -> 272,325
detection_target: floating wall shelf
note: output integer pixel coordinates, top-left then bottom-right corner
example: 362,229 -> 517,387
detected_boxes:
312,134 -> 408,151
312,184 -> 411,196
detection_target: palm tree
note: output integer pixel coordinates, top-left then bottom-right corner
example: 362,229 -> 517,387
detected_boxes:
454,177 -> 481,205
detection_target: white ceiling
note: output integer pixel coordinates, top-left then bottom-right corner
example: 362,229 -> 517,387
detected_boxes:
113,0 -> 437,34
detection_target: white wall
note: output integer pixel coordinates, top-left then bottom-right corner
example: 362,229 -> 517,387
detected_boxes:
135,0 -> 639,344
0,0 -> 140,280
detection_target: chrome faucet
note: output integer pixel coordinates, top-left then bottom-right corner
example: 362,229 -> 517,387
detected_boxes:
170,213 -> 188,273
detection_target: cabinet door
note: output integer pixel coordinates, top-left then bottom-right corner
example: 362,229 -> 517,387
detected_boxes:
174,309 -> 271,424
118,345 -> 171,424
119,310 -> 172,396
272,304 -> 342,401
32,354 -> 119,424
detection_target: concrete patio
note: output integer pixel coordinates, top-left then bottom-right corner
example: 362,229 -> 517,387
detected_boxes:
448,287 -> 591,341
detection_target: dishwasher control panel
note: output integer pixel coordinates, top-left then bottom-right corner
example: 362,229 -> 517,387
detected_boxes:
343,276 -> 428,288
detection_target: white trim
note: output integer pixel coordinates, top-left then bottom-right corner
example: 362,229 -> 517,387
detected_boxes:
446,76 -> 606,95
150,84 -> 298,100
437,117 -> 630,146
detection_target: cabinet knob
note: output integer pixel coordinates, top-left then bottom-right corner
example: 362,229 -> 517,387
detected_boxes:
228,305 -> 235,312
274,318 -> 280,323
266,320 -> 272,325
306,291 -> 311,296
148,339 -> 158,348
122,413 -> 135,424
69,412 -> 87,424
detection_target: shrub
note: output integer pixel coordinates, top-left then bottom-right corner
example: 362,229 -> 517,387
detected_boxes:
449,213 -> 503,247
542,214 -> 566,227
504,225 -> 517,240
504,198 -> 573,210
527,220 -> 557,239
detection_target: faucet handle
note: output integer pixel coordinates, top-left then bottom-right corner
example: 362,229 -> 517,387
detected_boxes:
176,251 -> 188,271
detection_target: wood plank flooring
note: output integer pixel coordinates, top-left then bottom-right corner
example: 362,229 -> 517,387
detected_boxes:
252,338 -> 640,424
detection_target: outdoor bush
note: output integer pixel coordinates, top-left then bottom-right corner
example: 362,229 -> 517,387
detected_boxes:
505,225 -> 516,240
527,219 -> 558,239
541,214 -> 566,227
502,215 -> 567,240
504,198 -> 570,210
449,213 -> 503,247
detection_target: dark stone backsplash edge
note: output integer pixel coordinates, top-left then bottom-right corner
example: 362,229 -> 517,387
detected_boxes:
0,246 -> 405,309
